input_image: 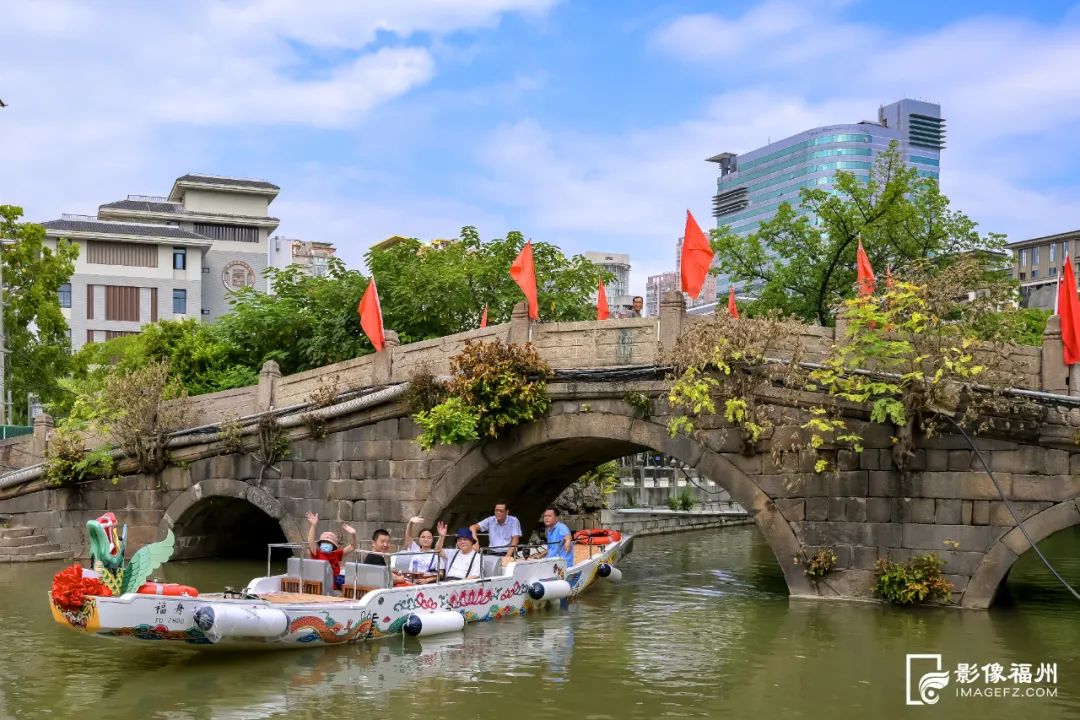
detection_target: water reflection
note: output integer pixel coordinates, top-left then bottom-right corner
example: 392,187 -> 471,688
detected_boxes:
1,525 -> 1078,719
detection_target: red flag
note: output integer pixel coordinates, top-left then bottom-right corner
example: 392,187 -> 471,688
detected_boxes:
480,304 -> 488,328
358,276 -> 385,352
510,241 -> 539,320
856,239 -> 876,296
727,286 -> 739,319
597,278 -> 609,320
1059,254 -> 1080,365
681,210 -> 714,299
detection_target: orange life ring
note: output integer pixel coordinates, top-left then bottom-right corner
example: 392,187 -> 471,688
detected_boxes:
136,582 -> 199,597
573,529 -> 622,545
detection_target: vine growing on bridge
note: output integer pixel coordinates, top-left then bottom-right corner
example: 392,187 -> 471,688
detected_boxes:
665,311 -> 807,454
665,258 -> 1036,477
414,340 -> 553,449
803,258 -> 1033,472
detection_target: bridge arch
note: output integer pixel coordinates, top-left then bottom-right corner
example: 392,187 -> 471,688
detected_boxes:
159,479 -> 304,559
963,499 -> 1080,609
418,410 -> 815,597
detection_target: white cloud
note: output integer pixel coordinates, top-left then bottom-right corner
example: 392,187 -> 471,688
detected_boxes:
0,0 -> 555,231
474,4 -> 1080,298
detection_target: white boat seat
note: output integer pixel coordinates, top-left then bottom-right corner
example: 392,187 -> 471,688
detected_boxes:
282,557 -> 333,595
481,554 -> 506,578
391,553 -> 411,572
342,561 -> 392,591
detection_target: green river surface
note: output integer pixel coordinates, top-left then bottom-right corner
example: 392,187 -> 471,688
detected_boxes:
1,525 -> 1077,720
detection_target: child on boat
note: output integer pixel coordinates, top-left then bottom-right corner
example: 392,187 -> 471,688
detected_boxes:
305,512 -> 356,591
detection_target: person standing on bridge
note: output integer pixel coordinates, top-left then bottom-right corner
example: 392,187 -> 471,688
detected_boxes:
469,500 -> 522,560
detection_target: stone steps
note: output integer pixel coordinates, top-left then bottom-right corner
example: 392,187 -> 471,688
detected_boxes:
0,550 -> 69,563
0,533 -> 48,547
0,526 -> 69,563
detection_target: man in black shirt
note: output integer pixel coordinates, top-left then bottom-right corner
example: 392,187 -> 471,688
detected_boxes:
364,528 -> 406,584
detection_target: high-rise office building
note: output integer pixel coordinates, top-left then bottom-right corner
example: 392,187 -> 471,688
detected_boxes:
645,271 -> 677,317
705,99 -> 944,302
585,251 -> 635,316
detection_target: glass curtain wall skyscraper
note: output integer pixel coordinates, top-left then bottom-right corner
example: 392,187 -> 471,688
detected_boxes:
706,98 -> 944,297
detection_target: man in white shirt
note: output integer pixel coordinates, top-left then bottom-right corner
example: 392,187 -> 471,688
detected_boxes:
438,527 -> 482,580
469,501 -> 522,560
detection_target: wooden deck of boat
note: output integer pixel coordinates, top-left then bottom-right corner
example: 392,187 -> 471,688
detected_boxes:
573,544 -> 607,566
260,592 -> 352,604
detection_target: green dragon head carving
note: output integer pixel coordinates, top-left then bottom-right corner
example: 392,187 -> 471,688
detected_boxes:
86,513 -> 176,595
87,512 -> 126,573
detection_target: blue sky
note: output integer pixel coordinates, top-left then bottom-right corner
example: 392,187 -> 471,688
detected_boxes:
3,0 -> 1080,296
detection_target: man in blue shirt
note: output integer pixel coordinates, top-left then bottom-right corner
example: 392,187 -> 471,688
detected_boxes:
542,507 -> 574,568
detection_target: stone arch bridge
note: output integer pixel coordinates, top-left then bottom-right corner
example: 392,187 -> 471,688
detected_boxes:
2,293 -> 1080,609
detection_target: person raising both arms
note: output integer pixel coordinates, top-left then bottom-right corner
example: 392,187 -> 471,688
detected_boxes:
305,511 -> 356,592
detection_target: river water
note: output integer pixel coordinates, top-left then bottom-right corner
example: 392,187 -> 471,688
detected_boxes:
1,526 -> 1077,719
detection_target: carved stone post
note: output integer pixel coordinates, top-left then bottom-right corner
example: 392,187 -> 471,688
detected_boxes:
375,330 -> 400,384
1041,315 -> 1070,394
256,360 -> 281,411
508,301 -> 531,345
658,290 -> 686,350
32,412 -> 54,464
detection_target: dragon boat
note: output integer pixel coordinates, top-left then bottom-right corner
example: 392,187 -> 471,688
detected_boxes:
48,513 -> 632,650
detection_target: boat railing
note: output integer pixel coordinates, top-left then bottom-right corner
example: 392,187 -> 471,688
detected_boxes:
264,537 -> 587,598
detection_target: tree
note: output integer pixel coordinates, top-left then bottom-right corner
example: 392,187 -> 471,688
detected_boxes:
366,227 -> 609,343
0,205 -> 78,423
214,258 -> 369,375
711,145 -> 1007,325
69,318 -> 258,400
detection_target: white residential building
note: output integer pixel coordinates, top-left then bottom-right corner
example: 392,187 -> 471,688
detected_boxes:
43,173 -> 280,349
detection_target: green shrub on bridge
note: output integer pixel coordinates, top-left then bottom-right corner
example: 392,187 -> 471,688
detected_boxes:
873,553 -> 953,605
414,340 -> 553,449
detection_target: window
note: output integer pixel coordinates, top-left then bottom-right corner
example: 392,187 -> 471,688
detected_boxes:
1032,246 -> 1040,265
1019,272 -> 1026,280
192,223 -> 259,243
173,289 -> 187,315
87,240 -> 157,267
1051,267 -> 1059,277
173,247 -> 187,270
1032,269 -> 1039,279
1050,243 -> 1056,262
58,283 -> 72,308
1019,249 -> 1027,266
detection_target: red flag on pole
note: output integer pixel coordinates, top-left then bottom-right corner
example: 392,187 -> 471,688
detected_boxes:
510,241 -> 539,320
480,304 -> 488,328
1058,254 -> 1080,365
727,286 -> 739,319
681,210 -> 714,299
358,276 -> 385,352
597,278 -> 609,320
856,239 -> 876,296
